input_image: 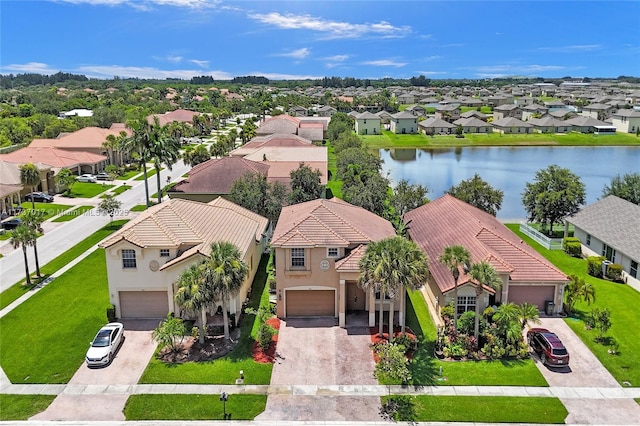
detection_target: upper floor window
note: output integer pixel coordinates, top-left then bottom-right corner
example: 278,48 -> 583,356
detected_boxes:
160,249 -> 170,257
327,247 -> 339,258
122,249 -> 136,269
291,248 -> 305,268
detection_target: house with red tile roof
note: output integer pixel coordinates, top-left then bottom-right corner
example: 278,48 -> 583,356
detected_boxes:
271,198 -> 396,327
256,115 -> 326,141
99,197 -> 268,320
405,195 -> 568,317
146,109 -> 200,127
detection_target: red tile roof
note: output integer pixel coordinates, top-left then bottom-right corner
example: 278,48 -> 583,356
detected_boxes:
405,194 -> 567,294
0,147 -> 106,171
147,109 -> 200,126
29,126 -> 131,150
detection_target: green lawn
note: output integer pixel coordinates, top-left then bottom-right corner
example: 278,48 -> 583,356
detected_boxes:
139,255 -> 274,384
405,289 -> 547,386
117,169 -> 142,180
326,143 -> 343,199
124,394 -> 267,420
52,205 -> 94,222
20,202 -> 73,221
361,130 -> 640,149
100,184 -> 131,198
0,220 -> 127,310
0,249 -> 111,383
66,182 -> 114,198
507,224 -> 640,387
381,395 -> 567,423
460,106 -> 493,114
151,182 -> 177,199
0,394 -> 57,420
134,167 -> 163,180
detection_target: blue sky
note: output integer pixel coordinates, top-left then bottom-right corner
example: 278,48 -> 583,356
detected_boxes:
2,1 -> 639,80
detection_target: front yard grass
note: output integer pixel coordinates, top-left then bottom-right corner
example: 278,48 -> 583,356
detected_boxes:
0,249 -> 111,383
138,255 -> 273,384
20,202 -> 73,221
405,289 -> 547,386
52,205 -> 94,222
507,224 -> 640,387
381,395 -> 567,423
65,182 -> 114,198
0,220 -> 127,310
124,394 -> 267,420
0,394 -> 57,420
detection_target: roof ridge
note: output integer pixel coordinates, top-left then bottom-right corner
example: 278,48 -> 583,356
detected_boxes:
317,200 -> 371,242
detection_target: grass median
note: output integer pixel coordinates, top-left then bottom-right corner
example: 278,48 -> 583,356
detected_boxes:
124,394 -> 267,420
0,395 -> 57,420
52,205 -> 94,222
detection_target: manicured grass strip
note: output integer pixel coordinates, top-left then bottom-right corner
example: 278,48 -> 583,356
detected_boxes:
0,394 -> 56,420
0,220 -> 127,310
134,167 -> 162,180
381,395 -> 567,423
151,182 -> 177,199
67,182 -> 114,198
124,394 -> 266,420
405,290 -> 547,386
101,184 -> 131,198
20,202 -> 73,221
139,255 -> 273,384
326,143 -> 343,199
0,249 -> 110,383
507,224 -> 640,387
52,205 -> 94,222
130,204 -> 148,212
117,169 -> 142,180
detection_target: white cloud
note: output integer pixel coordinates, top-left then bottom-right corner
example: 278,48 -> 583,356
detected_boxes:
189,59 -> 209,68
248,12 -> 411,40
76,64 -> 231,80
166,55 -> 183,63
2,62 -> 60,74
536,44 -> 602,53
56,0 -> 219,8
475,64 -> 565,74
415,70 -> 447,75
324,55 -> 349,62
361,59 -> 407,68
250,71 -> 324,81
277,48 -> 310,59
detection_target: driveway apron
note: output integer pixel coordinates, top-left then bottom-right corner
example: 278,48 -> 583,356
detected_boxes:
257,315 -> 382,421
30,320 -> 158,421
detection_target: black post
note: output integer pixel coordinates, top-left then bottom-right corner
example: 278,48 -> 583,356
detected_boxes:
220,392 -> 228,420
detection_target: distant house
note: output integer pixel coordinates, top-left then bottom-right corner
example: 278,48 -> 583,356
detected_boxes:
396,93 -> 415,104
147,109 -> 200,126
610,109 -> 640,134
317,105 -> 337,117
405,104 -> 426,117
564,116 -> 610,133
452,117 -> 491,133
460,110 -> 488,120
564,195 -> 639,282
434,104 -> 461,122
257,115 -> 326,141
527,116 -> 571,133
230,133 -> 313,157
289,106 -> 308,117
521,104 -> 549,121
418,117 -> 456,135
354,112 -> 381,135
59,108 -> 93,118
406,195 -> 568,316
0,146 -> 106,181
580,103 -> 614,120
491,117 -> 533,134
493,104 -> 522,121
390,111 -> 418,134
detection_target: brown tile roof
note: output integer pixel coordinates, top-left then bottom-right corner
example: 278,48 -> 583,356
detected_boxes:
335,244 -> 367,271
271,198 -> 395,248
230,133 -> 312,157
405,194 -> 567,294
100,197 -> 268,269
147,109 -> 200,126
170,157 -> 270,195
30,127 -> 131,150
0,147 -> 106,171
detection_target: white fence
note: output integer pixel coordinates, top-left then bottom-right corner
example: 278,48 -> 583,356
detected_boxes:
519,223 -> 564,250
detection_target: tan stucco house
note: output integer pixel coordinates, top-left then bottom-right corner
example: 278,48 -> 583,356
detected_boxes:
100,197 -> 269,321
270,198 -> 397,328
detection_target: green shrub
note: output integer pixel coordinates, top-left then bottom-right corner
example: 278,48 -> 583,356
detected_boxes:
563,237 -> 582,257
587,256 -> 605,277
106,304 -> 117,322
257,323 -> 275,350
457,311 -> 476,336
606,263 -> 623,282
440,302 -> 454,319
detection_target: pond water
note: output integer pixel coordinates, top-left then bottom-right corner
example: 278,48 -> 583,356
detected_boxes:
380,146 -> 640,219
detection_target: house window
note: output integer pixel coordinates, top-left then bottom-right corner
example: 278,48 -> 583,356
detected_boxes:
457,296 -> 476,315
160,249 -> 170,257
586,234 -> 591,246
602,244 -> 616,262
122,249 -> 136,269
327,248 -> 339,258
631,261 -> 638,279
291,248 -> 305,268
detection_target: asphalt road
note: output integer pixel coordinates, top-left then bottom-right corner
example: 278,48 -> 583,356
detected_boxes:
0,161 -> 190,291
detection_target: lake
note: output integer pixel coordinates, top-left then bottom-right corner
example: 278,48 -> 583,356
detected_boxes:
380,146 -> 640,219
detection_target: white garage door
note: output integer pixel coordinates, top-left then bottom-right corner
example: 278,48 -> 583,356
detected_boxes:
119,291 -> 169,319
286,290 -> 335,317
508,286 -> 555,310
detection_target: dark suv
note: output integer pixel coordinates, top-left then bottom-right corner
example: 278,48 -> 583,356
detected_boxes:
527,328 -> 570,367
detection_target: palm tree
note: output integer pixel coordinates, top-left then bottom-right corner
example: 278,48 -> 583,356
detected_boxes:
438,245 -> 471,329
124,118 -> 153,208
20,163 -> 41,209
517,302 -> 541,330
174,263 -> 211,344
19,209 -> 46,277
10,225 -> 37,285
359,236 -> 429,338
563,275 -> 596,315
468,261 -> 503,339
492,302 -> 521,344
148,123 -> 181,204
204,242 -> 249,340
103,131 -> 128,166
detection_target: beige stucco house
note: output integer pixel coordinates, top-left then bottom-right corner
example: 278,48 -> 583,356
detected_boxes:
354,112 -> 381,135
100,197 -> 268,321
389,111 -> 418,134
270,198 -> 397,328
610,109 -> 640,134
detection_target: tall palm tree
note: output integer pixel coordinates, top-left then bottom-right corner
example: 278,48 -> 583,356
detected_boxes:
148,123 -> 181,204
103,131 -> 128,166
174,263 -> 211,344
19,209 -> 46,277
359,236 -> 429,337
204,241 -> 249,340
10,225 -> 37,285
517,302 -> 541,330
469,261 -> 503,339
20,163 -> 41,209
438,245 -> 471,329
124,118 -> 154,208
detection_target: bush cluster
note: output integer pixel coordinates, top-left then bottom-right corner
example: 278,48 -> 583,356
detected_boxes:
563,237 -> 582,257
587,256 -> 606,277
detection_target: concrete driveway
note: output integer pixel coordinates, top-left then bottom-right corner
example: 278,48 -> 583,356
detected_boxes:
257,315 -> 382,422
30,320 -> 158,421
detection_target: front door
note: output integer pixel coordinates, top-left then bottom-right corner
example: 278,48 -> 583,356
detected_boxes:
346,282 -> 365,311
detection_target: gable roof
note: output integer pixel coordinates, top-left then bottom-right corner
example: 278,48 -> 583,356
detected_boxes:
148,109 -> 199,126
491,117 -> 532,128
230,133 -> 313,157
29,126 -> 130,150
271,198 -> 395,248
453,117 -> 490,127
565,195 -> 640,260
564,116 -> 610,127
419,117 -> 456,128
0,147 -> 106,171
405,195 -> 567,294
100,197 -> 268,269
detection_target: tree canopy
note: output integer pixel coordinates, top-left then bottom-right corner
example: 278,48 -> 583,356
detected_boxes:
229,172 -> 286,222
446,173 -> 504,216
602,172 -> 640,205
391,179 -> 429,217
288,163 -> 323,205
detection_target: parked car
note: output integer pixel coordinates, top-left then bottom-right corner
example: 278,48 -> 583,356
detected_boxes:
24,192 -> 54,203
77,174 -> 97,183
86,322 -> 125,367
527,328 -> 570,367
1,217 -> 22,230
95,172 -> 110,181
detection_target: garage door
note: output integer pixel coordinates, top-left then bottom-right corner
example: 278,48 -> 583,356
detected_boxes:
508,286 -> 555,310
286,290 -> 335,317
119,291 -> 169,319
